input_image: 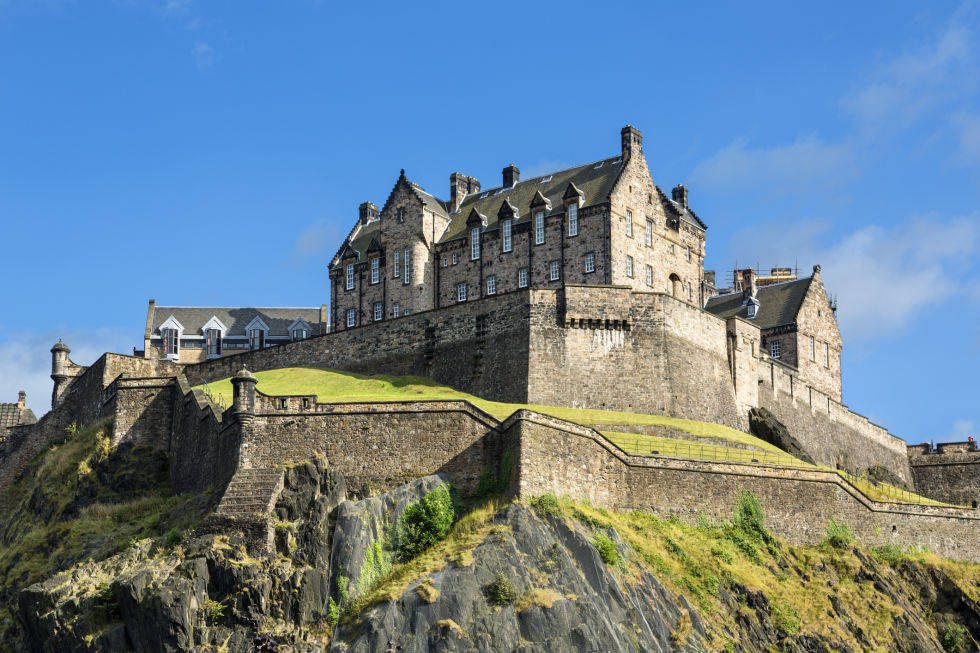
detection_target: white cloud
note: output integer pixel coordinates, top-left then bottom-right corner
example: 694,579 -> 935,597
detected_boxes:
293,221 -> 342,260
193,40 -> 215,68
952,112 -> 980,165
0,328 -> 132,418
946,419 -> 976,441
691,136 -> 856,193
724,215 -> 979,341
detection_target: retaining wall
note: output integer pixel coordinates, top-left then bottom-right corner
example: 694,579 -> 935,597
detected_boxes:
908,442 -> 980,508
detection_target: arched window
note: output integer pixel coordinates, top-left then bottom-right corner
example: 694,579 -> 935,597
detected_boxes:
669,273 -> 682,298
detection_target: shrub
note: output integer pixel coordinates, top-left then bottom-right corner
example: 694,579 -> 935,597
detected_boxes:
772,601 -> 801,635
710,544 -> 735,564
733,491 -> 766,538
165,528 -> 182,547
529,494 -> 561,518
871,544 -> 905,564
484,573 -> 518,606
326,597 -> 340,627
201,598 -> 225,623
593,531 -> 621,566
396,485 -> 455,561
940,622 -> 968,653
823,519 -> 854,549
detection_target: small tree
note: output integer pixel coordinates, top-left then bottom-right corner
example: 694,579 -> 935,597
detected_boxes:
397,485 -> 455,561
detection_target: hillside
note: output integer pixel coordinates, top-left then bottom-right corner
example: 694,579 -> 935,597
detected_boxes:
1,398 -> 978,651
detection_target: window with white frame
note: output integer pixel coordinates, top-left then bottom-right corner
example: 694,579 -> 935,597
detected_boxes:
249,328 -> 265,350
370,257 -> 380,284
809,336 -> 815,361
534,211 -> 545,244
645,219 -> 653,246
626,256 -> 634,278
346,309 -> 356,328
486,275 -> 496,295
403,248 -> 411,284
457,282 -> 467,302
291,327 -> 308,341
394,251 -> 400,277
441,255 -> 448,267
549,259 -> 560,281
205,328 -> 221,358
162,328 -> 179,359
470,227 -> 481,260
452,252 -> 459,265
518,267 -> 528,288
567,203 -> 578,236
393,303 -> 401,318
345,263 -> 355,290
584,252 -> 595,273
770,340 -> 781,359
502,219 -> 512,252
374,302 -> 383,321
626,209 -> 633,237
645,264 -> 653,286
403,308 -> 411,316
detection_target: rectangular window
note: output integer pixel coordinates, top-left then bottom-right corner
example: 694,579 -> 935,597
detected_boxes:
502,219 -> 512,252
457,282 -> 467,302
534,211 -> 545,245
249,329 -> 265,350
824,343 -> 830,367
486,275 -> 496,295
374,302 -> 383,321
687,247 -> 692,262
403,308 -> 411,316
568,203 -> 578,236
645,264 -> 653,286
162,328 -> 179,357
770,340 -> 781,359
441,256 -> 448,267
809,336 -> 815,361
205,328 -> 222,357
518,267 -> 528,288
393,303 -> 401,318
403,248 -> 411,284
645,219 -> 653,246
452,252 -> 459,265
346,309 -> 356,328
549,259 -> 560,281
471,226 -> 481,260
626,256 -> 634,278
626,209 -> 633,237
345,263 -> 355,290
370,258 -> 380,284
584,252 -> 595,273
394,251 -> 400,277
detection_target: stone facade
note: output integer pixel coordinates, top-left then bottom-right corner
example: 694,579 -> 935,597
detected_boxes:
908,441 -> 980,508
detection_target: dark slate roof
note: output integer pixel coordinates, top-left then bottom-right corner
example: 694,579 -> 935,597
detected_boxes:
346,220 -> 382,263
0,402 -> 36,430
704,276 -> 813,330
151,307 -> 325,338
440,156 -> 625,242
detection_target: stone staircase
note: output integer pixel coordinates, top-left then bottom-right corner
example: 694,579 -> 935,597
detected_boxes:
214,467 -> 284,519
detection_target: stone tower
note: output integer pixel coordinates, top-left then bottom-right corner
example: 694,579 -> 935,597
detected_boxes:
50,339 -> 71,409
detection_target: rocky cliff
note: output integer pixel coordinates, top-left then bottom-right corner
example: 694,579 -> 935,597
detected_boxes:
2,421 -> 979,652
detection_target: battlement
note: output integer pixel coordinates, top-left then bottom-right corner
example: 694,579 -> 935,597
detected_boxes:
908,440 -> 979,457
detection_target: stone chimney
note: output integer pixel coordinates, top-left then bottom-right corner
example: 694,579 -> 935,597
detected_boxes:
502,164 -> 520,189
450,172 -> 481,213
621,124 -> 643,158
17,391 -> 25,409
704,270 -> 716,289
741,269 -> 757,300
671,184 -> 688,209
358,201 -> 379,225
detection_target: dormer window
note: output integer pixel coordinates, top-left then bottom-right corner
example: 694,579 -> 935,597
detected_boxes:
534,211 -> 545,245
205,328 -> 222,358
245,316 -> 270,351
162,328 -> 179,360
289,318 -> 311,341
292,328 -> 308,340
567,204 -> 579,237
502,219 -> 512,252
471,227 -> 481,260
746,297 -> 759,319
345,263 -> 355,290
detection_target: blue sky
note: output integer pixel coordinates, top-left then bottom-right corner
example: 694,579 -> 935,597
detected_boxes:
1,1 -> 977,444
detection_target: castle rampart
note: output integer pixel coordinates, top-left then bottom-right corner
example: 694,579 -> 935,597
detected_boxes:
908,441 -> 980,508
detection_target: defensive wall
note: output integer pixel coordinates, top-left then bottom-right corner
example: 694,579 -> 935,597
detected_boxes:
908,442 -> 980,508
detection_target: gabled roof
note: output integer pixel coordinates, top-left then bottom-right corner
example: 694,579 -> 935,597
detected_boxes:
151,307 -> 325,339
439,156 -> 625,242
704,276 -> 814,330
0,402 -> 36,430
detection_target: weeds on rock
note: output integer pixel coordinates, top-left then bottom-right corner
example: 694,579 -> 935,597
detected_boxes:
396,485 -> 455,561
823,519 -> 854,549
484,573 -> 518,606
593,531 -> 621,566
529,494 -> 561,518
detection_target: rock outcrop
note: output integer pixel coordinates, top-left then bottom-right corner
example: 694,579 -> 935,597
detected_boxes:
748,407 -> 816,465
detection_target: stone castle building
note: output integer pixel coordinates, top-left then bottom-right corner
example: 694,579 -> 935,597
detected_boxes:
0,391 -> 36,441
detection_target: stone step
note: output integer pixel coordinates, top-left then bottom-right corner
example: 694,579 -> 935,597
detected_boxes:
215,467 -> 284,518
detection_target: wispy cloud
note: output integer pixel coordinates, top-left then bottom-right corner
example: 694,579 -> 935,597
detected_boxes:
724,214 -> 980,342
193,40 -> 216,68
293,221 -> 342,261
952,112 -> 980,165
0,328 -> 132,417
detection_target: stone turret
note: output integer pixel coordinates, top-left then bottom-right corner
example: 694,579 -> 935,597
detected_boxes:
17,391 -> 26,410
621,124 -> 643,158
450,172 -> 480,213
232,366 -> 258,415
50,339 -> 71,409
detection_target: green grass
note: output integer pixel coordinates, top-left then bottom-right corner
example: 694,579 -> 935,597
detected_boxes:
196,367 -> 955,508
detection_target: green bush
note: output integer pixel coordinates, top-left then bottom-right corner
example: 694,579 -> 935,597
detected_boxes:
201,598 -> 225,623
396,485 -> 455,561
529,494 -> 561,518
772,601 -> 801,635
593,531 -> 621,566
940,622 -> 968,653
165,527 -> 182,547
484,573 -> 518,606
733,491 -> 766,537
326,597 -> 340,627
823,519 -> 854,549
871,544 -> 905,564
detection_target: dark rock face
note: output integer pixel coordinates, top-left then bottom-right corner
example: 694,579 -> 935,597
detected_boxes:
15,461 -> 980,652
866,465 -> 911,491
748,408 -> 816,465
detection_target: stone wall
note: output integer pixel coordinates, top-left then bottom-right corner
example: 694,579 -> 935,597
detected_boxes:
757,359 -> 911,484
168,378 -> 240,495
105,376 -> 176,448
908,442 -> 980,508
509,411 -> 980,562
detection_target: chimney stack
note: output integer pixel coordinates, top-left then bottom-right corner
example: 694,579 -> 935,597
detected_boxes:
502,164 -> 520,189
450,172 -> 481,213
671,184 -> 688,209
17,391 -> 25,409
621,124 -> 643,158
358,201 -> 379,225
741,269 -> 758,300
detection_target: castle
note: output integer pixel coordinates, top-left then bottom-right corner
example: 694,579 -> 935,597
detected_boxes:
2,125 -> 978,561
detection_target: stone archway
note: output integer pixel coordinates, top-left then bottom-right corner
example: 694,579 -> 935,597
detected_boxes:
669,273 -> 682,299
